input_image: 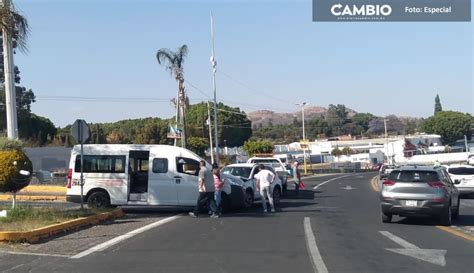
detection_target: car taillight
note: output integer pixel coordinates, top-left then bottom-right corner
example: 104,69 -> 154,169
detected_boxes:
427,181 -> 445,189
383,180 -> 396,186
431,198 -> 445,203
67,168 -> 72,189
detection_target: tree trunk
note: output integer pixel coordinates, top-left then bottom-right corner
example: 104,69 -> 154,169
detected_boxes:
12,192 -> 16,209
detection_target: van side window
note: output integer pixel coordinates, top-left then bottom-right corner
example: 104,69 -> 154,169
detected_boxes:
75,155 -> 126,173
152,158 -> 168,173
176,157 -> 199,176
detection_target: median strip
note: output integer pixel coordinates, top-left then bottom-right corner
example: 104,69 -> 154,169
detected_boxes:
0,208 -> 124,243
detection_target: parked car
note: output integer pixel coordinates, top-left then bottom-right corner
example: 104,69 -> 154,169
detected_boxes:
380,165 -> 460,226
445,164 -> 474,199
34,170 -> 52,183
247,157 -> 288,191
379,164 -> 397,180
221,163 -> 282,208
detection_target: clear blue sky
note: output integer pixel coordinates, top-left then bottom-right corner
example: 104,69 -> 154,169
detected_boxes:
14,0 -> 473,127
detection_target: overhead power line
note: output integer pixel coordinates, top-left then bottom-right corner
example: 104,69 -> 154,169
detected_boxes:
219,69 -> 296,108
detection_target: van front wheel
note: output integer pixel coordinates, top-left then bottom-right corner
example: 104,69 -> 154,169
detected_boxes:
87,191 -> 111,209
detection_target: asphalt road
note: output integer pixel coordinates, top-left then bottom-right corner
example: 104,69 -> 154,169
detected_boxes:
1,173 -> 473,273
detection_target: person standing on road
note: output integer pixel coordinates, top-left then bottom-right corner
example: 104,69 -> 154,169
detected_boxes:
189,160 -> 218,218
292,161 -> 302,195
213,167 -> 224,215
255,164 -> 276,213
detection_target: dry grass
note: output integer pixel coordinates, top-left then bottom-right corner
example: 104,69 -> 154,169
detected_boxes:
0,206 -> 99,232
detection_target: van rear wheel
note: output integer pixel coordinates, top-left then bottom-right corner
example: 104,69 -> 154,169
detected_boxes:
87,191 -> 111,209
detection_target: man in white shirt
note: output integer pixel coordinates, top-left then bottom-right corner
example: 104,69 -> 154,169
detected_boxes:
254,164 -> 276,213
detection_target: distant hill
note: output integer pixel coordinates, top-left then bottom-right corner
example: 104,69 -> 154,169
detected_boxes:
247,106 -> 357,127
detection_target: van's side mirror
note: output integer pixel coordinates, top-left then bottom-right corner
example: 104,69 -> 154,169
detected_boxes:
454,179 -> 461,185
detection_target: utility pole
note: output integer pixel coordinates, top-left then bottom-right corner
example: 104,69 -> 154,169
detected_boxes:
210,12 -> 219,165
384,118 -> 389,164
296,102 -> 309,174
207,101 -> 214,164
1,0 -> 18,139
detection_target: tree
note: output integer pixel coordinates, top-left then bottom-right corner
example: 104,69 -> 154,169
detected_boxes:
434,94 -> 442,114
326,104 -> 348,135
186,102 -> 252,147
242,140 -> 274,157
0,137 -> 32,208
156,44 -> 189,148
351,113 -> 376,133
419,111 -> 473,144
341,147 -> 354,155
0,0 -> 29,139
187,136 -> 208,157
106,130 -> 124,144
331,147 -> 342,157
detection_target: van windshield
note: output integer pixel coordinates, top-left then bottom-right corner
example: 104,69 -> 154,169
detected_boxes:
388,170 -> 440,183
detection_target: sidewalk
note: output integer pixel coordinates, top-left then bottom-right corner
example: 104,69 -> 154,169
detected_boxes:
0,184 -> 66,202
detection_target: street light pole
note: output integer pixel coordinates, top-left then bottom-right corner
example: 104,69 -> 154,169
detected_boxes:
207,101 -> 214,164
296,102 -> 309,174
210,11 -> 219,165
383,118 -> 389,164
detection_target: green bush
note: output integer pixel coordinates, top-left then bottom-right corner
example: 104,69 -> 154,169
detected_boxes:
243,140 -> 274,157
0,138 -> 23,151
0,139 -> 32,193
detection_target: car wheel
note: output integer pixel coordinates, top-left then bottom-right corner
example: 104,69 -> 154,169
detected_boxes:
452,198 -> 460,220
382,213 -> 392,223
439,202 -> 452,226
273,187 -> 281,207
87,191 -> 111,209
244,189 -> 254,208
221,193 -> 231,213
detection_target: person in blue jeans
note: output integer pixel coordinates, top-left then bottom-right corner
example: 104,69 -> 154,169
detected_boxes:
213,167 -> 224,214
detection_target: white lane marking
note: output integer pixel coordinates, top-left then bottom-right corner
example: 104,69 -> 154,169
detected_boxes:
304,217 -> 329,273
313,175 -> 354,190
0,250 -> 70,258
379,231 -> 419,249
379,231 -> 447,266
70,215 -> 181,259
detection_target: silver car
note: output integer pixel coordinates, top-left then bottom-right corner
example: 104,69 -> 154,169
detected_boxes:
380,165 -> 460,226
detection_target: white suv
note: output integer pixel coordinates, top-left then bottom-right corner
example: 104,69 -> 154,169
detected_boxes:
221,163 -> 282,208
247,157 -> 288,191
445,164 -> 474,198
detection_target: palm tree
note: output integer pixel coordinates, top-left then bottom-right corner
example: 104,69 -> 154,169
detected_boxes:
156,44 -> 188,148
0,0 -> 29,139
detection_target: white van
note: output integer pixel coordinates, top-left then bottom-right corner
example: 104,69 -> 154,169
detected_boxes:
66,144 -> 245,209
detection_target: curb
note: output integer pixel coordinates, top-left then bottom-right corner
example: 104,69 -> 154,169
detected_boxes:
0,208 -> 124,243
21,185 -> 66,193
370,176 -> 379,192
0,195 -> 66,202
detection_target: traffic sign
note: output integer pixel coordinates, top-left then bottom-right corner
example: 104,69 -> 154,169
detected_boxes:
71,119 -> 90,144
